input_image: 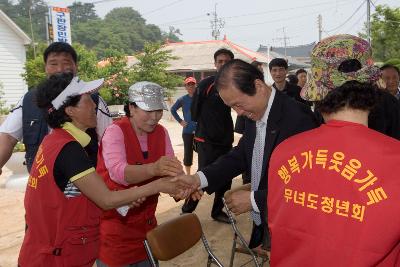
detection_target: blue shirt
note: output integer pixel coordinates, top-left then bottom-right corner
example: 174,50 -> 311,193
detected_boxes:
171,94 -> 197,134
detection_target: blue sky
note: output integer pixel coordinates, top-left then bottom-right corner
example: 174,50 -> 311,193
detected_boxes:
48,0 -> 399,50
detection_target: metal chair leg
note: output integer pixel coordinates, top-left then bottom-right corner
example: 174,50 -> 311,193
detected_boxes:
201,234 -> 224,267
144,240 -> 159,267
229,233 -> 237,267
222,197 -> 261,267
207,255 -> 212,267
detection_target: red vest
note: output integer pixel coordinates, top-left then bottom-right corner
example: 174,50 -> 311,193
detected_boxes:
268,120 -> 400,267
96,117 -> 166,266
18,129 -> 101,267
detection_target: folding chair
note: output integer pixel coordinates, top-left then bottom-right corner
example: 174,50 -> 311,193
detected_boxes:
223,184 -> 269,267
144,213 -> 224,267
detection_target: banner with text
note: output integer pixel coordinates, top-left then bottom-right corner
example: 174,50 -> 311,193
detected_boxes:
49,6 -> 72,44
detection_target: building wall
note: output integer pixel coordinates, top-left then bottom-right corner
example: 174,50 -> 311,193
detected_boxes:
0,20 -> 28,107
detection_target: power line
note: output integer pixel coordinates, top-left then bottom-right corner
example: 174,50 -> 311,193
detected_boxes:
221,0 -> 348,20
218,5 -> 348,29
179,6 -> 347,31
158,0 -> 350,27
91,0 -> 125,4
142,0 -> 185,16
324,0 -> 366,33
342,11 -> 367,33
158,14 -> 206,26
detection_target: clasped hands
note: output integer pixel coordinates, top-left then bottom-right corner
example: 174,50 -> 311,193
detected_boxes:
150,156 -> 201,199
148,157 -> 253,215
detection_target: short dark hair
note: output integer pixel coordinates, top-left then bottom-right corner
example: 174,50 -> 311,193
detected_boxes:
43,42 -> 78,64
268,58 -> 288,71
251,60 -> 262,68
214,48 -> 234,62
36,73 -> 81,128
295,69 -> 307,76
215,59 -> 264,96
315,81 -> 378,114
123,102 -> 138,117
380,64 -> 400,76
286,74 -> 298,85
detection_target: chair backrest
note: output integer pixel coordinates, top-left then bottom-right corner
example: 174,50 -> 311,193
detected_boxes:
145,213 -> 202,261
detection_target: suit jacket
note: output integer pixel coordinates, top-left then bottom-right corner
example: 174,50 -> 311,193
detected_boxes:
202,90 -> 319,221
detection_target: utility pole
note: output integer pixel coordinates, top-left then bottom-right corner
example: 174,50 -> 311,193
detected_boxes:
207,3 -> 225,40
28,0 -> 36,58
273,27 -> 291,59
366,0 -> 371,44
45,12 -> 50,45
318,14 -> 322,41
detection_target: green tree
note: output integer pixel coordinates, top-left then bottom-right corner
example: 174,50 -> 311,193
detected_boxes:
97,42 -> 182,105
16,0 -> 47,41
132,42 -> 181,98
384,58 -> 400,70
72,7 -> 168,57
368,5 -> 400,61
0,81 -> 9,115
22,42 -> 48,87
2,2 -> 179,56
68,1 -> 98,24
97,50 -> 137,105
22,56 -> 46,88
162,26 -> 183,42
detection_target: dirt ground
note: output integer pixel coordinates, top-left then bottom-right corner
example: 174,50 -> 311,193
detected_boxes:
0,115 -> 268,267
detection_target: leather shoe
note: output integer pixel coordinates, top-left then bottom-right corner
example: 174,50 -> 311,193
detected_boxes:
212,212 -> 230,224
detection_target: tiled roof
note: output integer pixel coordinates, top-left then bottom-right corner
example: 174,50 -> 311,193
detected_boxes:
127,37 -> 272,72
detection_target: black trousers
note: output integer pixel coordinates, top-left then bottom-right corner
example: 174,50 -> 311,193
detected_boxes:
249,223 -> 271,250
182,133 -> 194,166
182,141 -> 232,217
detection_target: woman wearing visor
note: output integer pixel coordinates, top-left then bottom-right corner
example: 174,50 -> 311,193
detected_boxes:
18,74 -> 187,267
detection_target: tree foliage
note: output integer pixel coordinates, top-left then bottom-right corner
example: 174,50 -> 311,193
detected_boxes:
2,2 -> 182,56
384,58 -> 400,70
98,42 -> 182,105
368,5 -> 400,62
132,42 -> 181,98
0,81 -> 9,115
68,1 -> 98,24
0,0 -> 47,42
22,42 -> 180,105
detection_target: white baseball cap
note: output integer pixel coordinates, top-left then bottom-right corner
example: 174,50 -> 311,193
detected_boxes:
51,76 -> 104,109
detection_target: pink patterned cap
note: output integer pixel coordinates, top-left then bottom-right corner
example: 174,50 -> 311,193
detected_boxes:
301,34 -> 381,101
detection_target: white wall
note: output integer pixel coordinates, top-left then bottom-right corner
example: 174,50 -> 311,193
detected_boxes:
0,20 -> 28,107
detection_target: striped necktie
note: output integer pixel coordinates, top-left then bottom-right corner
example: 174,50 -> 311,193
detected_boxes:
250,120 -> 266,225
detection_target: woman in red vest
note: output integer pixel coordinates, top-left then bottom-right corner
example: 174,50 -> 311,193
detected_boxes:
18,74 -> 187,267
96,81 -> 183,267
268,35 -> 400,266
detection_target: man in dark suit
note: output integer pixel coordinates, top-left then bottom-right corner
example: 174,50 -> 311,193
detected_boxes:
181,48 -> 235,224
177,59 -> 319,249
